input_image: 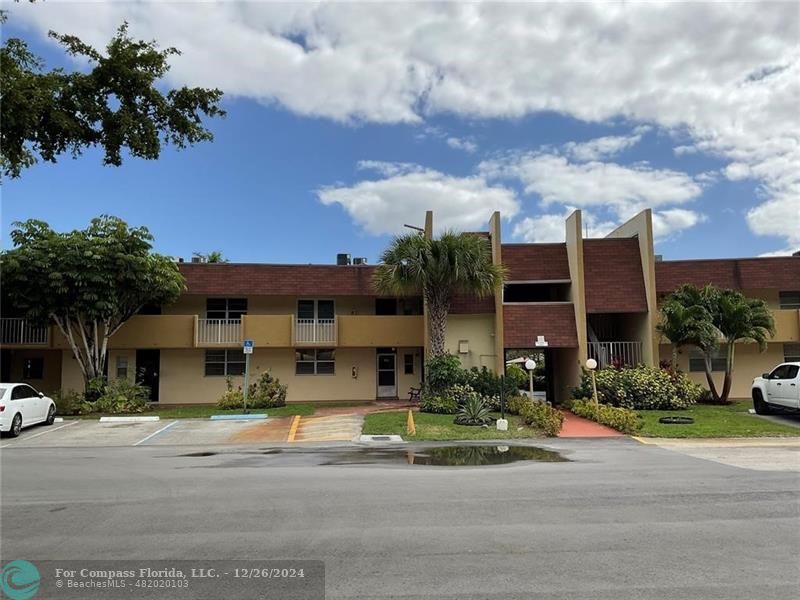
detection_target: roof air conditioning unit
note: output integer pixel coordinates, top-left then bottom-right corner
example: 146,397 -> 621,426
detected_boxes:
191,256 -> 206,264
336,253 -> 352,266
352,257 -> 368,265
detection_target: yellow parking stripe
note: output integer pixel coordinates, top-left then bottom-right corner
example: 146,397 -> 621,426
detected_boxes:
287,415 -> 301,442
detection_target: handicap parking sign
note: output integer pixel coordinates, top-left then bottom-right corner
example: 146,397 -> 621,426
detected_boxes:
243,339 -> 254,354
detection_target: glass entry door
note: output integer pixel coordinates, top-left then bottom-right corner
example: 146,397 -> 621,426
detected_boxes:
376,352 -> 397,399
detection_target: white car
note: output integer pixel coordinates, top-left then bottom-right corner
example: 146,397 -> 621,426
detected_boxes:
0,383 -> 57,437
751,362 -> 800,414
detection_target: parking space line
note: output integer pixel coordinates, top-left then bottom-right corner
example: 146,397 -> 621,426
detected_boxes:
133,420 -> 179,446
287,415 -> 301,442
0,420 -> 79,448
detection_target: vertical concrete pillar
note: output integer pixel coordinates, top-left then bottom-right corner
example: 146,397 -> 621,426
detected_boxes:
606,209 -> 659,367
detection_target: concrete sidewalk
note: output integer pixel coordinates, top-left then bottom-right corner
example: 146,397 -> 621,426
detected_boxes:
634,436 -> 800,471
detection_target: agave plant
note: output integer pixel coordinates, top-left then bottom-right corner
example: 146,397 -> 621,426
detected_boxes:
454,395 -> 492,426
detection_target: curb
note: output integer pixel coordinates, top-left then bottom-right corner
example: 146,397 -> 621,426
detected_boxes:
99,416 -> 161,423
210,414 -> 268,421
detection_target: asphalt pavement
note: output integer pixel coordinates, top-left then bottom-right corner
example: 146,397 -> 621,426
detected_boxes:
2,439 -> 799,599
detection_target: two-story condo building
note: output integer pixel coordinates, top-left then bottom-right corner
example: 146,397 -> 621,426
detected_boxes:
2,209 -> 799,404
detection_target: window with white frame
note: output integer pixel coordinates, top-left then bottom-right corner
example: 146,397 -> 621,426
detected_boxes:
689,347 -> 727,372
785,343 -> 800,363
295,349 -> 335,375
206,298 -> 248,320
205,349 -> 246,376
779,291 -> 800,309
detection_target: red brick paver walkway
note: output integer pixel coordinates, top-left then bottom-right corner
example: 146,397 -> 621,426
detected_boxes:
558,410 -> 624,438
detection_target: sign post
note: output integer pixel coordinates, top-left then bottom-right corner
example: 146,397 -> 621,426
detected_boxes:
242,339 -> 254,413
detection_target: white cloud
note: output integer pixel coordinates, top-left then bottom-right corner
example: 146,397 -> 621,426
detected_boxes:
512,208 -> 617,243
563,130 -> 647,162
446,136 -> 478,153
317,162 -> 519,236
9,1 -> 799,251
511,206 -> 704,244
480,151 -> 704,217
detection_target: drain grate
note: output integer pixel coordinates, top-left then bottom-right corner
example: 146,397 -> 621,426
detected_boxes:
359,434 -> 405,443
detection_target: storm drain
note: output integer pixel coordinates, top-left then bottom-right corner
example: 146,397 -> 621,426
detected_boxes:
359,434 -> 405,443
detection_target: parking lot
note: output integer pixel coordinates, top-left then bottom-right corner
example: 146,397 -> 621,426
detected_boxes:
0,416 -> 300,448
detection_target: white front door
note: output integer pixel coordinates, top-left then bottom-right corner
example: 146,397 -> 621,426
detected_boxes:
376,353 -> 397,399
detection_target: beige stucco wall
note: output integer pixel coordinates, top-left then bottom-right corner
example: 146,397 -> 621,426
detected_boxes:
659,342 -> 786,400
157,346 -> 422,404
445,315 -> 497,371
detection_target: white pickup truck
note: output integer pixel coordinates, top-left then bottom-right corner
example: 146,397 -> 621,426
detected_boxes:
752,362 -> 800,414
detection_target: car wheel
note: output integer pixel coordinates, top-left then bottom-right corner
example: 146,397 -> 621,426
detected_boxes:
45,405 -> 56,425
753,390 -> 772,415
9,414 -> 22,437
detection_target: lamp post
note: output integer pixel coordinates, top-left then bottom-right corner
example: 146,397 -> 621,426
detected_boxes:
525,358 -> 537,399
585,358 -> 598,409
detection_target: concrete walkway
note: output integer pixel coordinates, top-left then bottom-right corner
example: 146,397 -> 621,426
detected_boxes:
558,410 -> 624,438
292,414 -> 365,442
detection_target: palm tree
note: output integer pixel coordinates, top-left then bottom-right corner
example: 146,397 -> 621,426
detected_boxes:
658,295 -> 717,370
715,289 -> 775,402
660,284 -> 774,403
373,232 -> 505,357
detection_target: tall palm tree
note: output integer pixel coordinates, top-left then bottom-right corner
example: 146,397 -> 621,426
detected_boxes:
660,284 -> 774,403
373,232 -> 505,357
715,289 -> 775,402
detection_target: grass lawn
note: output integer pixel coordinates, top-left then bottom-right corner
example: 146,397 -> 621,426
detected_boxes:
362,411 -> 543,441
637,400 -> 800,438
68,404 -> 317,419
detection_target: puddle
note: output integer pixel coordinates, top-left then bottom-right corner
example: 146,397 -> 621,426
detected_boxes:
324,445 -> 567,466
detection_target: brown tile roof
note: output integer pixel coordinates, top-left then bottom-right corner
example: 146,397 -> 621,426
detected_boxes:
655,256 -> 800,293
180,263 -> 379,296
583,239 -> 648,313
501,244 -> 570,281
503,303 -> 578,348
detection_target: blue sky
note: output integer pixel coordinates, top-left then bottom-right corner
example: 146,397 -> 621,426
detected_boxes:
2,2 -> 797,263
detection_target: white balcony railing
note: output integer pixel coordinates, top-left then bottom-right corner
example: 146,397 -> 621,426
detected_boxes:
197,318 -> 242,345
295,318 -> 336,345
588,341 -> 642,369
0,318 -> 49,345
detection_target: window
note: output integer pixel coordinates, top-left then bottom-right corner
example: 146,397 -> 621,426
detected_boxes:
376,298 -> 398,315
295,349 -> 335,375
297,299 -> 335,320
22,357 -> 44,379
206,298 -> 247,320
404,354 -> 414,375
116,356 -> 129,380
689,347 -> 727,372
779,291 -> 800,309
768,364 -> 799,379
11,384 -> 38,400
204,349 -> 246,376
785,343 -> 800,362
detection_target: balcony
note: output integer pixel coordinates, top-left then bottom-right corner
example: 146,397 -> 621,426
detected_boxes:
338,315 -> 424,347
196,318 -> 242,346
293,318 -> 337,346
588,341 -> 643,368
1,319 -> 50,346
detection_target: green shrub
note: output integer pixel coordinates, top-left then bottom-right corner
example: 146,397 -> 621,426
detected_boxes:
454,395 -> 492,425
95,378 -> 151,414
506,395 -> 531,416
419,394 -> 458,414
518,399 -> 564,437
572,365 -> 697,410
216,372 -> 288,409
425,354 -> 466,394
248,371 -> 288,408
571,398 -> 640,434
52,389 -> 95,415
466,366 -> 519,400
